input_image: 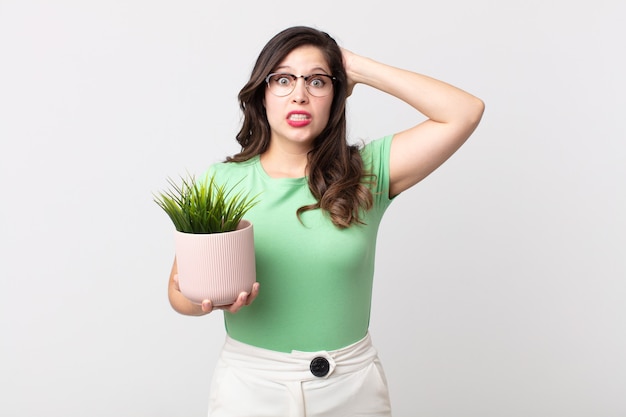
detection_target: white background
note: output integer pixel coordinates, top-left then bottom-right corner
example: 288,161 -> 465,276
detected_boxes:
1,0 -> 625,416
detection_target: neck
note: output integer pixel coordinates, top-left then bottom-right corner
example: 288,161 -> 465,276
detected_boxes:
260,142 -> 309,178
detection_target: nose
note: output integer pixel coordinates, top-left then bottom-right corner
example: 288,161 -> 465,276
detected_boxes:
291,77 -> 309,103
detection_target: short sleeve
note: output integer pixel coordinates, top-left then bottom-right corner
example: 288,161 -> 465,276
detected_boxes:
361,135 -> 395,214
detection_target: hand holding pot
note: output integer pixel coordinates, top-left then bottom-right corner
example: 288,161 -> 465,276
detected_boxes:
174,275 -> 260,314
168,258 -> 260,316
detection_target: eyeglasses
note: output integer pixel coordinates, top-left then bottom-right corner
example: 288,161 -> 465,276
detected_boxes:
265,73 -> 336,97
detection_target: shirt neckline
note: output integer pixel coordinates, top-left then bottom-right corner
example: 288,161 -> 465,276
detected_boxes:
252,155 -> 308,185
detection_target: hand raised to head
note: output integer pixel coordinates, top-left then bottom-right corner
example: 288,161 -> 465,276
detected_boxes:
340,47 -> 358,97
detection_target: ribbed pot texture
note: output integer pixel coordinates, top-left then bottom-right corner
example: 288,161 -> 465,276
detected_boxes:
174,220 -> 256,306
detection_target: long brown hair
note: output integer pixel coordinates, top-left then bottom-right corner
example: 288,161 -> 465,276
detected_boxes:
227,26 -> 373,228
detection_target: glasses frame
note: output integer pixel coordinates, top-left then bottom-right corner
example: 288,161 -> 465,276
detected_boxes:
265,73 -> 337,97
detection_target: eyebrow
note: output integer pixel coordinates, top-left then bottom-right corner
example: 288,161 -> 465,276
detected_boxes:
274,66 -> 331,75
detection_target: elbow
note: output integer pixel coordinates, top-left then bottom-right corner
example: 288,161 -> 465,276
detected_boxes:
462,97 -> 485,134
453,97 -> 485,143
469,96 -> 485,126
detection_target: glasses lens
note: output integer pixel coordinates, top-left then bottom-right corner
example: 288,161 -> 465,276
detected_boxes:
267,74 -> 295,97
305,75 -> 333,97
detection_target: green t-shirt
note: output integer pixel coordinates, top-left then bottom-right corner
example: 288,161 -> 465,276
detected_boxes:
205,135 -> 394,352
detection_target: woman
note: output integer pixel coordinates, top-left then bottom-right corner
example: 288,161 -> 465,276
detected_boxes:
168,26 -> 484,416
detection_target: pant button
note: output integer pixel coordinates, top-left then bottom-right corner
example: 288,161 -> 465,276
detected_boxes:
310,357 -> 330,377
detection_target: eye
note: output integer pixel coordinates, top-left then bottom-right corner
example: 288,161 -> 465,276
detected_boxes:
308,76 -> 326,89
271,74 -> 292,86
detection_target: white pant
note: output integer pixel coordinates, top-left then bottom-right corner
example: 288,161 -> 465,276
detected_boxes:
208,333 -> 392,417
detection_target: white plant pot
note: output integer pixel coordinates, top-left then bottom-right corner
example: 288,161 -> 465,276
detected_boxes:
174,220 -> 256,306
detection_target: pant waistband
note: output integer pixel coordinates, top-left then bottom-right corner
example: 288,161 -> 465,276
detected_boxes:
219,333 -> 378,382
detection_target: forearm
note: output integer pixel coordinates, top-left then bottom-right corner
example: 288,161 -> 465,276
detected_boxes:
344,52 -> 483,126
169,286 -> 207,316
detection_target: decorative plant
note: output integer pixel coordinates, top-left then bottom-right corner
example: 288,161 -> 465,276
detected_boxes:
154,173 -> 259,234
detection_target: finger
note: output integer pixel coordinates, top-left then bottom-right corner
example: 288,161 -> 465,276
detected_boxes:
246,283 -> 260,305
201,299 -> 213,313
227,292 -> 249,313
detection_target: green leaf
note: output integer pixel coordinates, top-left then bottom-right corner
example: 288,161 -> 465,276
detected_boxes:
153,172 -> 260,233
